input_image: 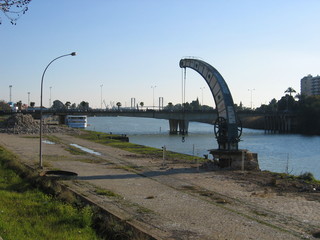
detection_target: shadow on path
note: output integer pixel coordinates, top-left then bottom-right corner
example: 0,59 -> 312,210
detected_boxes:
77,167 -> 201,181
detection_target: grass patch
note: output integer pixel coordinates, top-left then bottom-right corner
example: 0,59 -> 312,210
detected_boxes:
45,135 -> 63,144
0,146 -> 99,240
78,131 -> 203,163
66,145 -> 88,155
298,172 -> 319,183
0,115 -> 9,123
273,171 -> 320,185
95,188 -> 121,198
22,135 -> 39,139
136,206 -> 153,214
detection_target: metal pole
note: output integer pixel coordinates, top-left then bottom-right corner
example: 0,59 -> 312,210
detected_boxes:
162,145 -> 166,167
39,52 -> 76,169
184,68 -> 186,105
9,85 -> 12,102
28,92 -> 30,106
49,86 -> 52,107
100,84 -> 103,109
248,88 -> 255,109
151,86 -> 156,110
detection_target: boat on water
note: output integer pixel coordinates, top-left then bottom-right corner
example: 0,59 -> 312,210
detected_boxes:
65,115 -> 87,128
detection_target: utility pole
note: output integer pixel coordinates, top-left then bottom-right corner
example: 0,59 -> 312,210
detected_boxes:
131,98 -> 136,109
248,88 -> 255,109
9,85 -> 12,102
100,84 -> 103,109
49,86 -> 52,107
159,97 -> 164,110
28,92 -> 30,106
151,85 -> 156,110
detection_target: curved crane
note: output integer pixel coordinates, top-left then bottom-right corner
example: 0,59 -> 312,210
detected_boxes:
179,58 -> 241,150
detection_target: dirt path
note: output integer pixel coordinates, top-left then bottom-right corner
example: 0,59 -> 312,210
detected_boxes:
0,132 -> 319,239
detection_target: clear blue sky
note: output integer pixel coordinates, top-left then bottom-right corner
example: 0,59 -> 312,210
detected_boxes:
1,0 -> 320,108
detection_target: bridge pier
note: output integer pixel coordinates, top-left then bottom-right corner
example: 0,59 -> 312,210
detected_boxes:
169,119 -> 189,134
169,119 -> 179,134
178,120 -> 189,134
264,114 -> 296,134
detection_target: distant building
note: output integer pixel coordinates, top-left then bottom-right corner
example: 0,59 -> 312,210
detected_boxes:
301,74 -> 320,96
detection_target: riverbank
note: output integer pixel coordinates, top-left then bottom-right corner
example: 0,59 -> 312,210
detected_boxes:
0,129 -> 319,239
0,147 -> 98,240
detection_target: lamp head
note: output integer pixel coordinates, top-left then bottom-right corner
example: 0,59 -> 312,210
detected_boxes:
71,52 -> 76,56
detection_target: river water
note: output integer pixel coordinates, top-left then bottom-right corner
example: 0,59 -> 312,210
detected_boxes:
87,116 -> 320,180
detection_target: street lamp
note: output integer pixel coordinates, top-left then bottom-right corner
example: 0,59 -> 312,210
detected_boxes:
151,85 -> 156,110
9,85 -> 12,102
100,84 -> 103,109
28,92 -> 30,106
39,52 -> 76,169
49,86 -> 52,107
248,88 -> 255,109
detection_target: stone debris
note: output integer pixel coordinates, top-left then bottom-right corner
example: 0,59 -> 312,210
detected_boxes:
0,114 -> 81,135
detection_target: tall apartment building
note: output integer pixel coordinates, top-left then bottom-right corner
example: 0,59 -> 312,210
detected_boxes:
301,74 -> 320,96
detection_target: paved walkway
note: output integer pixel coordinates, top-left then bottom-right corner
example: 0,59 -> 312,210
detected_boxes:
0,133 -> 318,240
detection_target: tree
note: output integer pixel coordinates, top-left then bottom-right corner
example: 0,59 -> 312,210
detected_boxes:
70,103 -> 77,109
116,102 -> 122,110
167,102 -> 173,110
65,101 -> 71,109
284,87 -> 296,96
139,102 -> 144,109
52,100 -> 65,110
297,96 -> 320,134
0,100 -> 10,111
16,100 -> 22,110
0,0 -> 31,25
78,101 -> 89,110
190,98 -> 200,110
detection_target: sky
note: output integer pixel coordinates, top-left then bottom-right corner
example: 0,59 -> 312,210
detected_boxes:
1,0 -> 320,109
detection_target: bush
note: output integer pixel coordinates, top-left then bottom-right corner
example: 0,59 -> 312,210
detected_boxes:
298,172 -> 316,182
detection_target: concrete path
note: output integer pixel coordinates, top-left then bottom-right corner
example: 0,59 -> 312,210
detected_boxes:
0,133 -> 318,240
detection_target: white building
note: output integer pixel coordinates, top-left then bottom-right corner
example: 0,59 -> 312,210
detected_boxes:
301,74 -> 320,96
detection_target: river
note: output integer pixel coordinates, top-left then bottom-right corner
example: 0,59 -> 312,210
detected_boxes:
87,116 -> 320,180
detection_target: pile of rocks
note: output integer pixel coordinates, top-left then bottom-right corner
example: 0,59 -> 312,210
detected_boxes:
0,114 -> 81,135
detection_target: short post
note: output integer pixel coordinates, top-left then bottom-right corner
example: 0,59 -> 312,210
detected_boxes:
192,144 -> 195,156
241,150 -> 245,172
162,145 -> 166,167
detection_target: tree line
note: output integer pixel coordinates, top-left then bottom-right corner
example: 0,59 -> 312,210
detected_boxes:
238,87 -> 320,135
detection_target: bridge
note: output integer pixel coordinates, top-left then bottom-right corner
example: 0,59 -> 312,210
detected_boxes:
2,108 -> 295,135
4,109 -> 218,134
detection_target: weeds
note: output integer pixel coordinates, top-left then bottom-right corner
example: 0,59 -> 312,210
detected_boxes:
0,146 -> 99,240
95,188 -> 122,198
66,145 -> 88,155
78,131 -> 204,163
298,172 -> 319,183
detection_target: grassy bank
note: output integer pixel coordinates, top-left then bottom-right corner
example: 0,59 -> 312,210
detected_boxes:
0,146 -> 99,240
78,130 -> 203,162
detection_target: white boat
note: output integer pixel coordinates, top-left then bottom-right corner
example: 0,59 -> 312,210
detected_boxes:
65,115 -> 87,128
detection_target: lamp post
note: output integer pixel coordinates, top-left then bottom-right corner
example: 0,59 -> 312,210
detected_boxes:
27,92 -> 30,106
248,88 -> 255,109
9,85 -> 12,102
39,52 -> 76,169
100,84 -> 103,109
49,86 -> 52,107
151,85 -> 156,110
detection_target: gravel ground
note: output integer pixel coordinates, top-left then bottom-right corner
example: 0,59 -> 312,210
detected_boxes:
0,129 -> 319,239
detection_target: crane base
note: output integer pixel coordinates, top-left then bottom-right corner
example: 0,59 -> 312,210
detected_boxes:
209,149 -> 259,171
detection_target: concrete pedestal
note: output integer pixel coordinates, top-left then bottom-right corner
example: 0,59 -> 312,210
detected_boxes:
209,149 -> 259,171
